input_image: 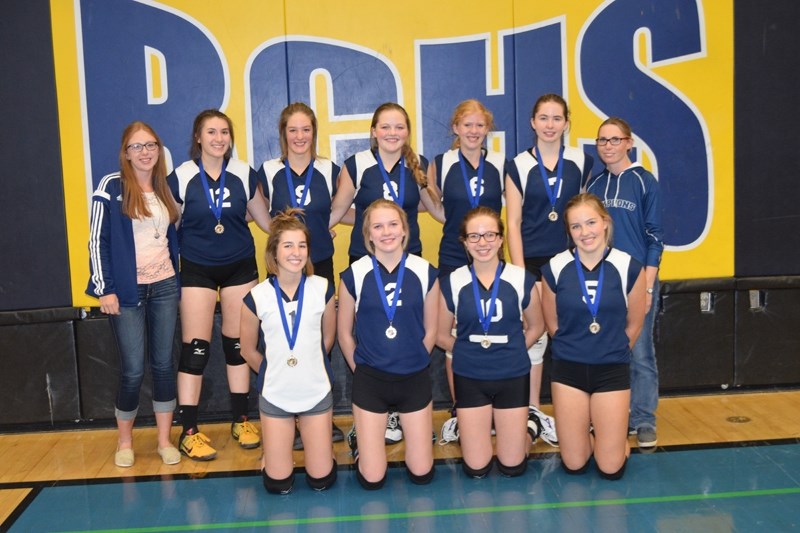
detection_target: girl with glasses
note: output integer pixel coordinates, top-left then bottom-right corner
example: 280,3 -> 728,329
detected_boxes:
87,122 -> 181,467
586,117 -> 663,450
437,207 -> 544,478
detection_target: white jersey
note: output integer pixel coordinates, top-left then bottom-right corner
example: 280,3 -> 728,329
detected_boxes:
245,275 -> 333,413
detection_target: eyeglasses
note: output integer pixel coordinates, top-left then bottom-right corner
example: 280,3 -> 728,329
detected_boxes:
126,141 -> 159,153
595,137 -> 630,146
465,231 -> 500,243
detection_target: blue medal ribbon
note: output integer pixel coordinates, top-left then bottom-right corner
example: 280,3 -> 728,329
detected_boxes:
573,249 -> 605,326
458,150 -> 485,209
198,159 -> 228,224
470,262 -> 503,336
534,146 -> 564,217
375,152 -> 405,206
284,160 -> 315,208
272,274 -> 306,354
371,253 -> 406,329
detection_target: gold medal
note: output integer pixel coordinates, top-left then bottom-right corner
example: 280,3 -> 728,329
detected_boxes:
287,356 -> 298,367
548,210 -> 558,222
480,337 -> 491,349
214,223 -> 225,234
589,321 -> 601,334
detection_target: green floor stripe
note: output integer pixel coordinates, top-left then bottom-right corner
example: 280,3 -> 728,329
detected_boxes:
64,486 -> 800,532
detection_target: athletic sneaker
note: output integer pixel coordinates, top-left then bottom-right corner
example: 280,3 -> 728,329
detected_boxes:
293,426 -> 303,450
332,422 -> 345,443
231,419 -> 261,449
180,430 -> 217,461
385,411 -> 403,444
637,426 -> 657,448
529,405 -> 559,447
438,417 -> 459,445
347,426 -> 358,457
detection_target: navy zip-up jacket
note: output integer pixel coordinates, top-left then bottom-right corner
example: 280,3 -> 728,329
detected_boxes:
86,173 -> 179,306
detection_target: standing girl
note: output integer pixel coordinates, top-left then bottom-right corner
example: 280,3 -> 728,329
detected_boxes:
256,103 -> 340,286
437,207 -> 544,478
426,99 -> 506,430
88,122 -> 181,467
540,193 -> 646,479
505,94 -> 594,446
338,199 -> 439,489
585,117 -> 663,449
329,102 -> 440,263
168,109 -> 271,460
256,102 -> 343,444
330,102 -> 440,444
240,210 -> 337,494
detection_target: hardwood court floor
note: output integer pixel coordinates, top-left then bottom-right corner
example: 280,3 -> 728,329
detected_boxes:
1,390 -> 799,525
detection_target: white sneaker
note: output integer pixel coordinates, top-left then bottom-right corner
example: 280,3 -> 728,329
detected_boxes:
529,405 -> 559,447
438,417 -> 459,445
385,411 -> 403,444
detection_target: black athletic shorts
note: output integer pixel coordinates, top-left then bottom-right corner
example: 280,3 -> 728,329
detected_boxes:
523,256 -> 552,279
352,364 -> 432,414
312,256 -> 335,288
180,256 -> 258,290
454,373 -> 529,409
551,358 -> 630,394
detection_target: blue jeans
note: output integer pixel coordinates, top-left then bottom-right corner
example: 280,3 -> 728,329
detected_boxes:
629,278 -> 659,430
109,276 -> 179,419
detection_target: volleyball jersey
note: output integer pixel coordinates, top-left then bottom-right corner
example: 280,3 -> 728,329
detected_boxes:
343,149 -> 429,258
340,254 -> 437,375
541,248 -> 643,365
168,159 -> 258,265
244,274 -> 334,413
585,163 -> 663,267
506,146 -> 593,258
441,262 -> 534,380
257,158 -> 339,263
435,149 -> 505,269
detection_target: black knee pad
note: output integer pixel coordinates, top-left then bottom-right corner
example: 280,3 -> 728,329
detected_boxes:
598,458 -> 627,481
355,465 -> 386,490
262,469 -> 294,495
407,464 -> 435,485
179,339 -> 210,375
497,457 -> 528,477
222,335 -> 245,366
306,460 -> 338,491
561,458 -> 591,476
462,460 -> 492,479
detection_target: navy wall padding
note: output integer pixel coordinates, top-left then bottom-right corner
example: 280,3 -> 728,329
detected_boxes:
0,322 -> 80,426
0,0 -> 71,311
734,0 -> 800,277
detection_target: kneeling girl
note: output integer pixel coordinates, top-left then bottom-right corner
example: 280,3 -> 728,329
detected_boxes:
240,209 -> 337,494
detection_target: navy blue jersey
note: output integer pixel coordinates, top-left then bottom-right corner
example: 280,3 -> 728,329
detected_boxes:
435,149 -> 505,269
344,149 -> 429,259
541,248 -> 643,365
257,158 -> 339,263
507,146 -> 593,258
168,159 -> 258,265
441,263 -> 535,380
585,163 -> 663,268
340,254 -> 437,375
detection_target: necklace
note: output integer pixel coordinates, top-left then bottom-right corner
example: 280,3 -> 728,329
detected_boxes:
145,193 -> 162,239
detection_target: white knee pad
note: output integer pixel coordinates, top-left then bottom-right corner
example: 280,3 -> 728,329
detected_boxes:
528,332 -> 548,365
